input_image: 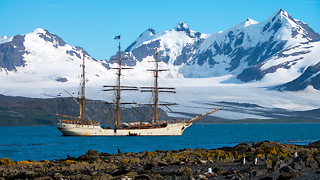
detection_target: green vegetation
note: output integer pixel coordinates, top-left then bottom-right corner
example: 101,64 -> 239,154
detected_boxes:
0,95 -> 169,126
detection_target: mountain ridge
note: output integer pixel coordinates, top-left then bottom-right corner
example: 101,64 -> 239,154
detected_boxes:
1,9 -> 319,89
113,9 -> 320,90
0,28 -> 109,87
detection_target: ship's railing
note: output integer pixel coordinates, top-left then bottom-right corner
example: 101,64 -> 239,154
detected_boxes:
86,121 -> 99,126
169,119 -> 186,124
60,119 -> 81,124
59,119 -> 100,126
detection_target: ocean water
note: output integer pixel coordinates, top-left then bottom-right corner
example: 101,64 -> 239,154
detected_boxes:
0,124 -> 319,161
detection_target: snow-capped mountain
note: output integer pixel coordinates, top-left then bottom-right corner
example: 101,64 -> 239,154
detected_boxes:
0,28 -> 110,88
2,9 -> 319,92
118,9 -> 320,90
116,21 -> 208,78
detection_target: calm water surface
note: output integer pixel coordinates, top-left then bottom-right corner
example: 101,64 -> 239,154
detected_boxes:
0,124 -> 319,161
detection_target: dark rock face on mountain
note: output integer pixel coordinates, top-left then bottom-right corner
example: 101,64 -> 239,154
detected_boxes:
38,29 -> 67,47
132,40 -> 161,62
291,19 -> 320,41
277,62 -> 320,91
0,35 -> 26,71
175,21 -> 192,37
109,51 -> 137,66
236,66 -> 264,82
55,77 -> 68,82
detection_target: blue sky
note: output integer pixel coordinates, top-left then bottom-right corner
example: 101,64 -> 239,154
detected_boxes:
1,0 -> 319,60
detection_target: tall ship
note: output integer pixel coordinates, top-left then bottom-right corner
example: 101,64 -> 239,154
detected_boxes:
57,42 -> 222,136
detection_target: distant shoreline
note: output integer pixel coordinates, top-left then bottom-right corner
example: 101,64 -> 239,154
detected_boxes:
1,121 -> 320,127
195,119 -> 320,124
1,94 -> 320,126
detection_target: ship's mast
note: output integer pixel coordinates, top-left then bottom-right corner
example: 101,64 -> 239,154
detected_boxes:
141,48 -> 176,123
116,42 -> 121,128
154,50 -> 159,122
103,42 -> 138,129
80,52 -> 86,123
56,52 -> 87,123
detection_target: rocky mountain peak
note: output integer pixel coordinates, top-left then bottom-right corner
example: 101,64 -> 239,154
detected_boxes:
269,9 -> 290,21
124,28 -> 156,53
139,28 -> 156,37
32,28 -> 46,34
174,21 -> 192,37
232,18 -> 258,30
33,28 -> 67,47
174,21 -> 190,32
262,9 -> 290,34
270,9 -> 320,41
259,9 -> 320,42
0,35 -> 8,42
278,8 -> 288,17
244,18 -> 258,27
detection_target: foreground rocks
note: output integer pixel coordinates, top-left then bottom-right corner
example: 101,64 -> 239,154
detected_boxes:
1,140 -> 320,180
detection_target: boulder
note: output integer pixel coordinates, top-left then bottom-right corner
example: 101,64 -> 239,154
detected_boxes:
177,166 -> 194,176
277,172 -> 300,180
279,166 -> 293,173
111,166 -> 131,176
259,177 -> 273,180
134,174 -> 152,180
77,150 -> 99,161
157,161 -> 169,166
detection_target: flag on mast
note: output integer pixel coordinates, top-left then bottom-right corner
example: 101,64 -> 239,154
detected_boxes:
114,35 -> 121,40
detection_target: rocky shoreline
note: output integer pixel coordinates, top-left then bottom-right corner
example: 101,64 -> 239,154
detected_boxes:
1,140 -> 320,180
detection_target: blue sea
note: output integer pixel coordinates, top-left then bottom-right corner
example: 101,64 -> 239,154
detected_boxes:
0,124 -> 319,161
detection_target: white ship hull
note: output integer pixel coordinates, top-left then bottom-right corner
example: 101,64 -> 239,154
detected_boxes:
57,121 -> 192,136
